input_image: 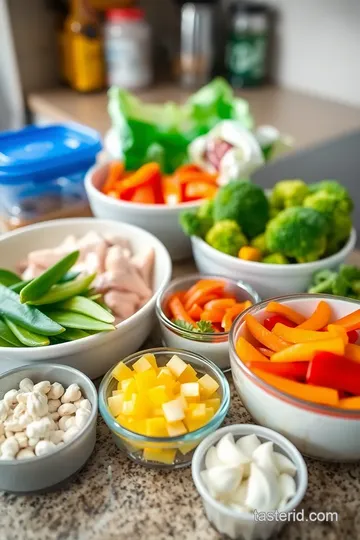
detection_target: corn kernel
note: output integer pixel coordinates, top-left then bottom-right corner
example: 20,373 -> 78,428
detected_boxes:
143,447 -> 177,465
162,397 -> 185,423
166,421 -> 187,437
148,385 -> 171,406
146,417 -> 168,437
166,355 -> 188,379
112,361 -> 133,382
180,382 -> 200,403
133,356 -> 153,373
198,374 -> 219,398
108,394 -> 125,416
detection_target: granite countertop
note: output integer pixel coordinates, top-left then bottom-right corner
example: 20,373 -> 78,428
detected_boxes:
1,256 -> 360,540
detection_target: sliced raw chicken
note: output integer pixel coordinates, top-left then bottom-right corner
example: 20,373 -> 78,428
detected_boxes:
22,263 -> 46,280
105,245 -> 131,273
103,233 -> 131,251
95,270 -> 151,299
104,291 -> 138,320
131,247 -> 155,287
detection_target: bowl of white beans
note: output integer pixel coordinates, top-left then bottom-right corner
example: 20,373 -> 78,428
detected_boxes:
0,363 -> 97,493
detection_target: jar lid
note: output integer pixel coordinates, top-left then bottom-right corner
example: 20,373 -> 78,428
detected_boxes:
106,8 -> 145,22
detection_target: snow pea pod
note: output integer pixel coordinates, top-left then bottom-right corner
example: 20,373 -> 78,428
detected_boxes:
56,296 -> 115,324
0,319 -> 22,347
0,269 -> 21,287
56,328 -> 90,341
28,274 -> 96,306
0,336 -> 16,347
4,317 -> 50,347
0,284 -> 64,336
46,311 -> 115,332
20,250 -> 80,304
11,270 -> 81,294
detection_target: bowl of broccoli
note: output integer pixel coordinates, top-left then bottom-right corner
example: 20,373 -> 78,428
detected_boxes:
180,179 -> 356,299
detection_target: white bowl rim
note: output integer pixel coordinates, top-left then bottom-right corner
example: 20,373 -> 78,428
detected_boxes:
229,293 -> 360,417
0,217 -> 172,354
0,363 -> 97,465
191,228 -> 357,273
192,423 -> 308,521
85,162 -> 205,213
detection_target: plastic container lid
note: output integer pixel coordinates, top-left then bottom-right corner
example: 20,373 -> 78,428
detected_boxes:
0,123 -> 102,185
106,8 -> 145,22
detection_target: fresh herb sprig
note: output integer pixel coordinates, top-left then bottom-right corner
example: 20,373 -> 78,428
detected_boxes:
173,319 -> 215,333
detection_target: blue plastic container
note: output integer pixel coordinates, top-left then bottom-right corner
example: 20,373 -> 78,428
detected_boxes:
0,123 -> 102,229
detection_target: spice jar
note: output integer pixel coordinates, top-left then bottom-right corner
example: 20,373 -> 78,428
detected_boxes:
104,8 -> 152,89
225,2 -> 269,88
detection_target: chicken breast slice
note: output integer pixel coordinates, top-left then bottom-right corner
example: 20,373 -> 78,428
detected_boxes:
94,270 -> 151,299
103,233 -> 131,252
104,290 -> 138,320
131,247 -> 155,287
22,263 -> 46,280
105,245 -> 132,273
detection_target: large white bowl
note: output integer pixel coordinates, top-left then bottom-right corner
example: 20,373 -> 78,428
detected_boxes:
192,229 -> 356,299
0,218 -> 172,379
85,161 -> 203,261
230,294 -> 360,461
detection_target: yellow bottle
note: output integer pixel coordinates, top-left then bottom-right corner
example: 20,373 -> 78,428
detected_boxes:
64,0 -> 105,92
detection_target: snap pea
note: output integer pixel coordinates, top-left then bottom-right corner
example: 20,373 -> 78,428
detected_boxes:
11,270 -> 81,294
0,269 -> 21,287
46,311 -> 115,332
55,296 -> 115,324
88,294 -> 103,302
27,273 -> 96,306
56,328 -> 90,341
4,317 -> 50,347
0,284 -> 64,336
0,336 -> 16,348
20,250 -> 80,304
0,319 -> 22,347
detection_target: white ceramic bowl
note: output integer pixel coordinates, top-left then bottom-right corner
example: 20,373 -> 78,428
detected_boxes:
156,274 -> 261,371
0,218 -> 172,379
192,424 -> 308,540
230,294 -> 360,461
85,161 -> 204,261
191,228 -> 356,299
0,363 -> 97,493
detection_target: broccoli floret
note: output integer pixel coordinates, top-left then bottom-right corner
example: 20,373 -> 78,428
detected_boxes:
262,253 -> 289,264
180,199 -> 214,238
270,179 -> 309,210
339,265 -> 360,283
205,220 -> 247,256
213,180 -> 269,239
308,180 -> 353,213
250,233 -> 268,255
265,207 -> 327,263
312,269 -> 337,286
325,213 -> 352,256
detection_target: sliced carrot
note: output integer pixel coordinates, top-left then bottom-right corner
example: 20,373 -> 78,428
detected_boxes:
331,309 -> 360,332
265,302 -> 306,325
168,296 -> 195,325
116,163 -> 161,200
222,302 -> 252,332
184,182 -> 217,201
188,303 -> 203,320
162,176 -> 182,205
201,308 -> 225,324
338,396 -> 360,409
196,293 -> 222,307
130,184 -> 156,204
345,343 -> 360,363
271,337 -> 345,363
297,301 -> 331,330
272,323 -> 346,344
252,369 -> 339,406
204,298 -> 236,311
245,314 -> 288,352
183,279 -> 226,304
184,282 -> 226,311
236,337 -> 269,364
102,161 -> 124,194
259,347 -> 274,358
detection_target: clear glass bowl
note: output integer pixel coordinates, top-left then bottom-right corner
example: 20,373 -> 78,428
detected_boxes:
99,347 -> 231,469
156,274 -> 260,371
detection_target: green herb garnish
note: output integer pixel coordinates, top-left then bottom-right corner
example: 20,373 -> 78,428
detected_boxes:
173,319 -> 215,334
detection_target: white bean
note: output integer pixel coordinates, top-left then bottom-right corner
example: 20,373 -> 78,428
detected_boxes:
0,422 -> 4,437
64,417 -> 76,431
28,437 -> 39,448
16,393 -> 29,404
47,382 -> 64,400
33,381 -> 51,394
48,399 -> 61,413
35,440 -> 56,457
61,384 -> 81,404
14,432 -> 28,449
17,448 -> 35,460
4,419 -> 24,433
26,417 -> 54,439
58,403 -> 76,417
63,426 -> 80,443
13,402 -> 26,418
0,435 -> 5,444
50,412 -> 60,422
27,392 -> 48,418
4,430 -> 14,439
79,399 -> 91,412
0,401 -> 8,422
19,378 -> 34,393
58,416 -> 71,431
18,412 -> 33,428
3,389 -> 18,408
75,408 -> 90,429
1,436 -> 19,458
48,430 -> 64,445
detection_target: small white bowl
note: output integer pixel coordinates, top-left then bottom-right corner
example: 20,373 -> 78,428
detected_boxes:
191,228 -> 356,299
230,294 -> 360,461
0,363 -> 97,493
0,218 -> 172,379
192,424 -> 308,540
85,161 -> 204,261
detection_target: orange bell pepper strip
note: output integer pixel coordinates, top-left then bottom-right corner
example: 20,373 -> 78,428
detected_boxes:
183,279 -> 225,304
259,347 -> 274,358
252,368 -> 339,407
272,323 -> 348,345
201,308 -> 225,324
184,182 -> 217,201
266,302 -> 306,325
162,176 -> 182,205
102,161 -> 124,194
222,302 -> 252,332
184,281 -> 226,311
297,300 -> 331,330
245,314 -> 288,352
345,343 -> 360,363
236,337 -> 269,364
327,324 -> 349,345
168,295 -> 195,325
188,303 -> 203,320
331,309 -> 360,332
177,171 -> 218,185
130,184 -> 156,204
338,396 -> 360,409
116,163 -> 161,200
204,298 -> 236,311
270,337 -> 345,363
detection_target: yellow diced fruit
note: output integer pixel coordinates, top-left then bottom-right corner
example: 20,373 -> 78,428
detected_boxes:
178,364 -> 198,383
166,421 -> 187,437
133,419 -> 147,435
178,442 -> 198,455
152,407 -> 164,417
180,382 -> 200,403
205,398 -> 221,412
166,355 -> 188,379
143,447 -> 177,465
142,353 -> 157,370
187,403 -> 206,419
108,394 -> 125,417
133,356 -> 153,373
134,368 -> 157,392
148,385 -> 171,406
146,417 -> 168,437
121,378 -> 137,400
162,397 -> 185,423
122,399 -> 136,416
156,368 -> 176,392
122,394 -> 150,419
177,395 -> 189,411
199,374 -> 219,398
116,414 -> 135,430
184,407 -> 215,432
173,381 -> 181,395
112,390 -> 123,396
112,361 -> 133,382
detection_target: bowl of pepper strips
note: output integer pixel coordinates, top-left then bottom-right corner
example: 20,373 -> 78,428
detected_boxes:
85,161 -> 218,261
229,293 -> 360,461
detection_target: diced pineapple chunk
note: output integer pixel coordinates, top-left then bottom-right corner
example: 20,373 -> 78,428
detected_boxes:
166,420 -> 187,437
205,397 -> 221,412
148,385 -> 171,406
180,382 -> 200,403
173,381 -> 181,395
177,395 -> 189,411
142,353 -> 157,370
108,394 -> 125,416
198,374 -> 219,398
122,378 -> 137,400
162,397 -> 185,423
146,417 -> 168,437
143,447 -> 177,465
187,403 -> 206,419
122,394 -> 150,419
112,390 -> 123,396
132,419 -> 147,435
184,407 -> 214,432
133,356 -> 153,373
112,361 -> 133,382
134,368 -> 157,392
178,442 -> 198,455
166,355 -> 188,379
116,414 -> 135,430
178,364 -> 198,383
152,407 -> 164,417
156,368 -> 176,392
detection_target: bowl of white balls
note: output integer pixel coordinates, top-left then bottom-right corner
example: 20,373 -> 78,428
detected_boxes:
0,363 -> 97,493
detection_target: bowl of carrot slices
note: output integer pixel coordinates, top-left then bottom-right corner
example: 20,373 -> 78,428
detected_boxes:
85,161 -> 218,261
156,275 -> 260,370
229,293 -> 360,461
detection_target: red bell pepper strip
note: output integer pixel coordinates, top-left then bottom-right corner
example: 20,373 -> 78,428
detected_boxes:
347,330 -> 358,344
249,361 -> 309,380
306,351 -> 360,395
263,315 -> 296,331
